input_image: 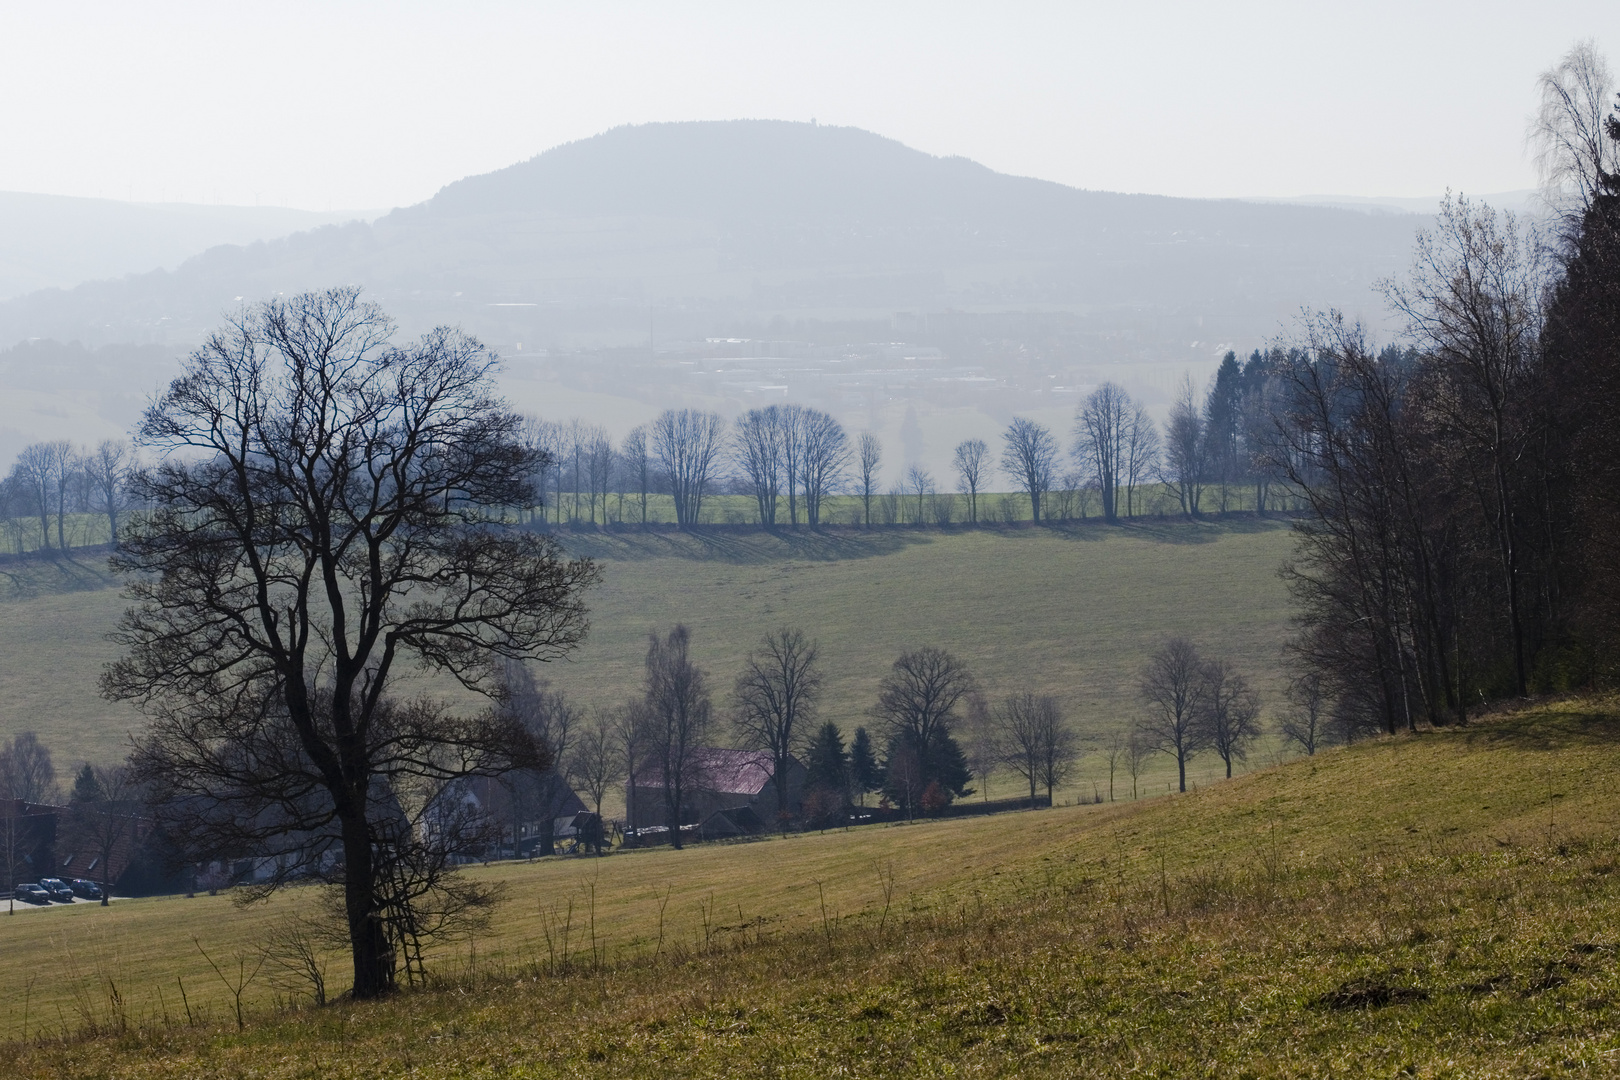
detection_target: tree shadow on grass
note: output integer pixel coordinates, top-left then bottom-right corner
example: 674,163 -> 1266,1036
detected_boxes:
1457,703 -> 1620,752
0,548 -> 120,601
1045,515 -> 1295,546
555,526 -> 937,565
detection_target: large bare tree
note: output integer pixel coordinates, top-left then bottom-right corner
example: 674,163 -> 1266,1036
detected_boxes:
652,409 -> 726,528
992,692 -> 1079,807
1000,417 -> 1059,524
0,732 -> 57,803
642,625 -> 713,849
797,409 -> 848,528
493,662 -> 581,857
992,692 -> 1051,809
1076,383 -> 1129,522
1161,375 -> 1207,517
1530,40 -> 1619,231
732,628 -> 822,826
9,441 -> 72,552
103,287 -> 597,999
619,425 -> 651,526
1196,658 -> 1261,779
1122,401 -> 1161,518
857,432 -> 882,528
905,465 -> 934,525
872,647 -> 978,811
81,439 -> 132,547
566,710 -> 625,833
734,406 -> 785,527
1138,636 -> 1208,792
779,404 -> 806,525
952,438 -> 990,524
66,763 -> 133,905
614,700 -> 652,831
1279,672 -> 1329,757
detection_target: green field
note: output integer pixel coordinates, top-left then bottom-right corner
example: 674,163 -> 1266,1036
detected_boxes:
7,697 -> 1620,1076
0,520 -> 1296,802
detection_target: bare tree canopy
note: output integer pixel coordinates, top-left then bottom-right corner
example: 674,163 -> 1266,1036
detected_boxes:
494,661 -> 582,857
0,732 -> 57,803
65,763 -> 133,905
1386,196 -> 1546,697
566,710 -> 625,825
1138,636 -> 1208,792
642,624 -> 713,849
1196,658 -> 1262,779
8,441 -> 72,551
1279,672 -> 1330,757
735,406 -> 785,528
732,628 -> 822,826
952,438 -> 990,524
614,699 -> 653,834
101,287 -> 598,999
857,432 -> 882,528
619,425 -> 651,526
905,464 -> 934,525
1076,383 -> 1129,522
797,408 -> 849,528
1530,40 -> 1620,227
1001,417 -> 1059,524
872,646 -> 979,771
991,692 -> 1076,808
652,408 -> 726,528
1122,401 -> 1161,518
1161,375 -> 1207,517
81,439 -> 133,546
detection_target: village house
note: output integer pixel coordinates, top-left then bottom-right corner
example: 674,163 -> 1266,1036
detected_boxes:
625,748 -> 805,836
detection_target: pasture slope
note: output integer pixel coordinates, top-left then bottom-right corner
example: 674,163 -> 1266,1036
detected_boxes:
7,697 -> 1620,1077
0,519 -> 1294,803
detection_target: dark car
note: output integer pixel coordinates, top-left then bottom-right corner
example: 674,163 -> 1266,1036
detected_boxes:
38,878 -> 75,902
69,879 -> 103,901
12,884 -> 51,905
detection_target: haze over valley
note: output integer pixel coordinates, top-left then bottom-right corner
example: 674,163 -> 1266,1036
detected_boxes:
0,120 -> 1434,476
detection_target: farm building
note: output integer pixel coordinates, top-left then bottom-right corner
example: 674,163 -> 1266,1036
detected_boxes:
3,799 -> 182,896
625,748 -> 805,834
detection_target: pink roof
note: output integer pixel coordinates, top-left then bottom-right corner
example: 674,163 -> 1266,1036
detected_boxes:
638,748 -> 787,796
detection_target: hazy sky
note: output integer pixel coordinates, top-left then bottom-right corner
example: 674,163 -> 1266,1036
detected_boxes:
1,1 -> 1612,211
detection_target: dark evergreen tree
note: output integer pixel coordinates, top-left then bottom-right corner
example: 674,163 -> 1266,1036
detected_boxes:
1203,350 -> 1245,512
1240,349 -> 1278,513
803,721 -> 849,800
849,726 -> 880,805
70,762 -> 103,805
880,729 -> 972,815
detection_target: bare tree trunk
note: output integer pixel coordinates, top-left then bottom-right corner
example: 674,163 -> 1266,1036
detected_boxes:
341,813 -> 394,999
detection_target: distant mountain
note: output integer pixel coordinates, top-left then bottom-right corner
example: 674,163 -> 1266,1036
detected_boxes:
0,193 -> 377,302
0,121 -> 1426,353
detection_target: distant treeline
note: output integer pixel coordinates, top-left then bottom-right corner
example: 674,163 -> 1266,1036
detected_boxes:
1,367 -> 1298,554
0,440 -> 136,556
515,364 -> 1298,534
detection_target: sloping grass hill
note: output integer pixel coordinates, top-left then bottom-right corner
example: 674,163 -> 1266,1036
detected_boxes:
8,697 -> 1620,1077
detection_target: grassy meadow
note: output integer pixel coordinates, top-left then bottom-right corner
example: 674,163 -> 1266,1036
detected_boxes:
0,519 -> 1296,802
7,698 -> 1620,1076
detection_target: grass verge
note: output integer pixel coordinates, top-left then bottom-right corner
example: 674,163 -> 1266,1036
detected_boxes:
8,697 -> 1620,1076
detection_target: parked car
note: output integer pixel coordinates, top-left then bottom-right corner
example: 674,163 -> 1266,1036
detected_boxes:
38,878 -> 75,902
12,884 -> 51,905
69,879 -> 103,901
